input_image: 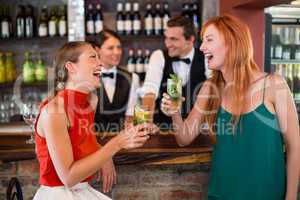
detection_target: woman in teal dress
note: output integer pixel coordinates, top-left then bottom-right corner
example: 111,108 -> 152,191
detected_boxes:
160,14 -> 300,200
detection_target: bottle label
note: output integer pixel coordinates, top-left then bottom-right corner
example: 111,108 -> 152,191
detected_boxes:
117,20 -> 124,31
38,25 -> 48,37
87,20 -> 95,34
1,21 -> 10,37
133,20 -> 141,31
59,20 -> 67,36
163,16 -> 169,30
154,17 -> 162,30
127,63 -> 135,73
125,20 -> 132,32
136,63 -> 144,73
49,21 -> 57,36
95,20 -> 103,34
145,17 -> 153,30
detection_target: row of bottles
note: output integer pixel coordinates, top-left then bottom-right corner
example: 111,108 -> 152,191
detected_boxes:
22,52 -> 47,83
271,43 -> 300,60
116,2 -> 170,36
127,49 -> 151,73
86,3 -> 104,35
85,2 -> 200,36
0,4 -> 67,39
274,63 -> 300,98
0,52 -> 17,83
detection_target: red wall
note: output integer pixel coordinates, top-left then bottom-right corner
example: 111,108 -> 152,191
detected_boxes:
219,0 -> 291,69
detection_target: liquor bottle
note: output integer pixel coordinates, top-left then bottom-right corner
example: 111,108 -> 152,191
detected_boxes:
162,3 -> 170,31
0,52 -> 5,83
58,5 -> 67,37
1,6 -> 12,38
38,6 -> 48,37
132,3 -> 141,35
48,6 -> 57,37
25,5 -> 34,38
144,3 -> 154,36
127,49 -> 136,73
86,4 -> 95,35
5,52 -> 16,83
154,3 -> 162,36
116,3 -> 125,35
94,3 -> 103,34
35,53 -> 46,82
16,5 -> 25,38
22,52 -> 35,83
191,3 -> 200,31
144,49 -> 150,72
124,3 -> 132,35
135,49 -> 144,73
182,3 -> 191,19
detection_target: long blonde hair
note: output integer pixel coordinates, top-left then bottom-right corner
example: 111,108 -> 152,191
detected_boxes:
201,14 -> 260,139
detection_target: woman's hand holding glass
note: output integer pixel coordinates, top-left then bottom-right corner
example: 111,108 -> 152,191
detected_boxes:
161,93 -> 185,116
116,123 -> 158,150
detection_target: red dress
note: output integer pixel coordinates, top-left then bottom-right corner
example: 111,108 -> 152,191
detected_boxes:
34,89 -> 100,186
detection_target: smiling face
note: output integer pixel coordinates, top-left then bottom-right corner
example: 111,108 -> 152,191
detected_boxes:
200,25 -> 227,71
98,36 -> 122,69
67,45 -> 102,91
164,26 -> 194,57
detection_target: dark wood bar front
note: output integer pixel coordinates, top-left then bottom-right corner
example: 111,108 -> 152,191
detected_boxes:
0,122 -> 212,165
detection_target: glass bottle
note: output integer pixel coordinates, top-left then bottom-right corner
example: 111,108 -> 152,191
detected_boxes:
16,5 -> 25,38
127,49 -> 136,73
22,52 -> 35,83
38,6 -> 48,37
124,2 -> 132,35
144,3 -> 154,36
58,5 -> 67,37
144,49 -> 150,72
0,52 -> 6,83
35,53 -> 46,82
48,6 -> 58,37
132,2 -> 141,35
162,3 -> 170,32
1,6 -> 12,38
154,3 -> 162,36
116,3 -> 125,35
5,52 -> 16,83
25,5 -> 34,38
94,3 -> 103,34
135,49 -> 144,73
86,4 -> 95,35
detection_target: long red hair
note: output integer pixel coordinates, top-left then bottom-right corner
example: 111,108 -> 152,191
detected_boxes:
200,14 -> 260,139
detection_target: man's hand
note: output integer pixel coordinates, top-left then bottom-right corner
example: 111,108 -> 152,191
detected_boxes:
98,158 -> 116,193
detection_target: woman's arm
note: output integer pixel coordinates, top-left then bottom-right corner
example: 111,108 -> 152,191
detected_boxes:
162,81 -> 211,146
271,75 -> 300,200
38,98 -> 150,188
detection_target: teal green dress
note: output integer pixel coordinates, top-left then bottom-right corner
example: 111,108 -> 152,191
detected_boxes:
208,87 -> 286,199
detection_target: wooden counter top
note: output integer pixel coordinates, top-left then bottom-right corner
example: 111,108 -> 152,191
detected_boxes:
0,122 -> 212,165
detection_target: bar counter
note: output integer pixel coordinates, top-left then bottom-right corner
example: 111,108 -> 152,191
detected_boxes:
0,122 -> 212,165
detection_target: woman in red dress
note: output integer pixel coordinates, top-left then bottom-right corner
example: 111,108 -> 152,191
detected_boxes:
33,41 -> 154,199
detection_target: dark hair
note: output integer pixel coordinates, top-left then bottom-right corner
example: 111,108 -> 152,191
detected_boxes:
167,15 -> 196,40
93,29 -> 122,48
50,41 -> 91,100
